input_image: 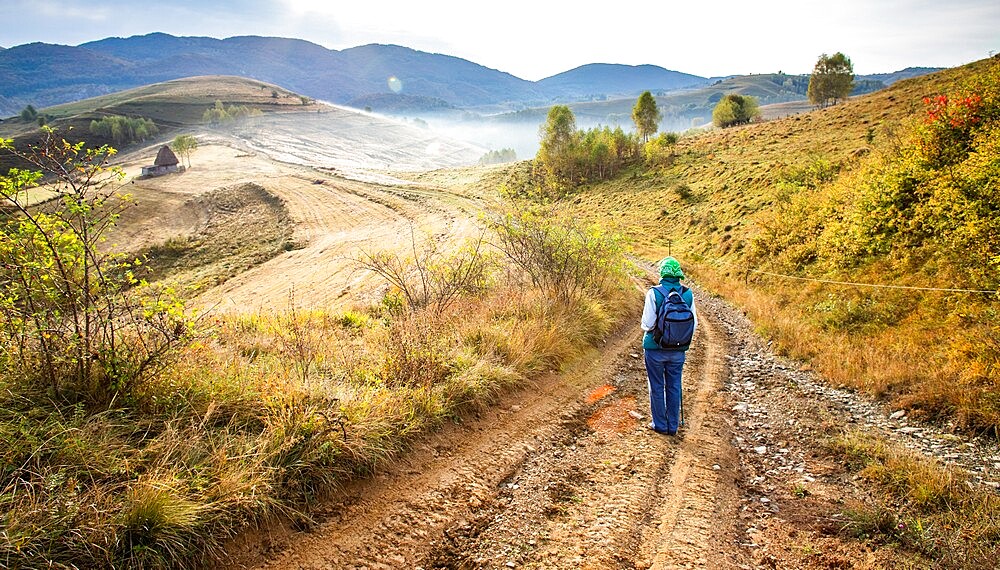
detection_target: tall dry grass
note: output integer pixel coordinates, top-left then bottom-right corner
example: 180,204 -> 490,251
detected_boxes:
690,262 -> 999,431
1,211 -> 634,568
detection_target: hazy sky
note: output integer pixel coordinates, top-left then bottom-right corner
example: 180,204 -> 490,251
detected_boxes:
3,0 -> 998,79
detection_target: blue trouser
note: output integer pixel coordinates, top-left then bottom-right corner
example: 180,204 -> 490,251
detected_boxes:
644,349 -> 687,433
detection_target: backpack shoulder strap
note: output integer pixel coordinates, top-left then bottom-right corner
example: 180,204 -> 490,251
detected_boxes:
650,285 -> 669,311
651,284 -> 668,299
679,285 -> 693,306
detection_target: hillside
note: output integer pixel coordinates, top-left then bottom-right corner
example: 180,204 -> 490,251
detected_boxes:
862,66 -> 945,85
556,56 -> 1000,434
2,45 -> 996,568
1,32 -> 934,118
0,34 -> 542,115
0,75 -> 325,172
44,75 -> 317,123
491,70 -> 908,133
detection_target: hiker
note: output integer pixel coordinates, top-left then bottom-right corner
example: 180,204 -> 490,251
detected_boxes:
641,257 -> 697,435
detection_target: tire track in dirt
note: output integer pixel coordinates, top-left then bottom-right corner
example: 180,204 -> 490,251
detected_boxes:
640,306 -> 743,569
226,287 -> 747,570
226,328 -> 642,570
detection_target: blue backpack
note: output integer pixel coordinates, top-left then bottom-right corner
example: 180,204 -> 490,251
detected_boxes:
652,285 -> 694,350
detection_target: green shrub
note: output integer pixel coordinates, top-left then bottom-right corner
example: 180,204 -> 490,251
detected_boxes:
202,100 -> 262,124
0,131 -> 193,404
712,94 -> 760,128
644,132 -> 679,167
487,204 -> 630,303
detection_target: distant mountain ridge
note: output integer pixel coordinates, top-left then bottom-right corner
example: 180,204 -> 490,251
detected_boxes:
0,33 -> 703,115
0,32 -> 942,117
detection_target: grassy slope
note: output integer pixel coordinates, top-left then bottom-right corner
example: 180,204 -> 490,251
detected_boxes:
40,75 -> 318,125
1,175 -> 633,567
554,56 -> 1000,565
494,73 -> 814,127
566,56 -> 1000,431
571,61 -> 976,257
0,76 -> 321,173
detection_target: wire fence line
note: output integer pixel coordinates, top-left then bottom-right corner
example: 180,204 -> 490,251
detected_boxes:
749,269 -> 1000,295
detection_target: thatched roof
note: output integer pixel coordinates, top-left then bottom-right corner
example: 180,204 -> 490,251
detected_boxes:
154,145 -> 179,167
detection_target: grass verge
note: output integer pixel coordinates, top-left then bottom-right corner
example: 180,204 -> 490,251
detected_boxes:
830,430 -> 1000,568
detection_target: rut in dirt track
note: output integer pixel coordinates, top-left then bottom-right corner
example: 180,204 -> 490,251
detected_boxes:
235,289 -> 745,570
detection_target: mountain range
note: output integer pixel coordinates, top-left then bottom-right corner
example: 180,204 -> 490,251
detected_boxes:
0,32 -> 939,117
0,33 -> 707,116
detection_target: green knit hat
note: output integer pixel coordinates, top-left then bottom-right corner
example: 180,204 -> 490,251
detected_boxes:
658,256 -> 684,279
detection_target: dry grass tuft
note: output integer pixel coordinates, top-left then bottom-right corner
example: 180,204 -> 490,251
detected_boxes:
830,431 -> 1000,567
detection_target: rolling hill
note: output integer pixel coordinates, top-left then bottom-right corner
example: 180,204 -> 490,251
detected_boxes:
490,70 -> 904,133
0,75 -> 324,172
558,55 -> 1000,435
0,33 -> 542,115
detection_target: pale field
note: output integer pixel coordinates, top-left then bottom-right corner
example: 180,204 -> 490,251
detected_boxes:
108,108 -> 492,314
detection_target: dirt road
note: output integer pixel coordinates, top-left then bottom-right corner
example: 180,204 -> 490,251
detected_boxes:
223,285 -> 749,570
220,278 -> 998,569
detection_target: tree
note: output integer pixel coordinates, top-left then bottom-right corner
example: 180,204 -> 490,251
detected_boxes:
171,134 -> 198,168
807,52 -> 854,108
537,105 -> 578,184
632,91 -> 662,142
644,131 -> 679,167
20,105 -> 37,122
712,94 -> 760,128
0,130 -> 193,403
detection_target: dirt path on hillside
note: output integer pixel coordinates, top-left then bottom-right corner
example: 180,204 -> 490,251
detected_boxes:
215,278 -> 999,569
221,285 -> 749,570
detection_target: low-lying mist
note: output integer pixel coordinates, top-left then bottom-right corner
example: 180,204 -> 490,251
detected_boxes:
220,100 -> 704,175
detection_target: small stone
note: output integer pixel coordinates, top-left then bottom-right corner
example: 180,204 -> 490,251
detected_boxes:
754,446 -> 767,455
506,562 -> 517,568
899,427 -> 921,434
760,497 -> 770,504
630,353 -> 640,359
890,410 -> 906,420
712,464 -> 721,470
629,410 -> 644,420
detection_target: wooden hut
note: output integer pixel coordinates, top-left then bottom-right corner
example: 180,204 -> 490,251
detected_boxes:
141,146 -> 181,177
